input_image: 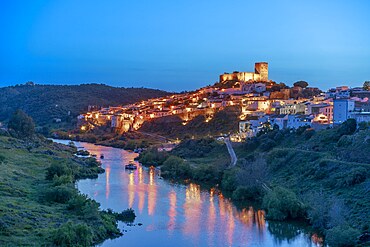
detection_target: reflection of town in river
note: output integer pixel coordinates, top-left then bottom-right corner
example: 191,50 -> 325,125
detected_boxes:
56,140 -> 323,247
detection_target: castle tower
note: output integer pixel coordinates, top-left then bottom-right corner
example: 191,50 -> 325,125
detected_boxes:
254,62 -> 268,81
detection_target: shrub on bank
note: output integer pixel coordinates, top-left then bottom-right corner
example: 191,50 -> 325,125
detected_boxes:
161,156 -> 191,179
67,194 -> 88,212
221,168 -> 238,191
232,185 -> 262,201
46,162 -> 72,180
192,164 -> 222,183
52,222 -> 93,246
45,185 -> 75,203
325,225 -> 360,247
52,174 -> 73,186
114,208 -> 136,223
138,147 -> 169,166
171,138 -> 224,158
262,186 -> 305,221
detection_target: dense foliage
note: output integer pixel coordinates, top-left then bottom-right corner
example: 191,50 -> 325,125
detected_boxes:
8,109 -> 35,138
171,138 -> 226,158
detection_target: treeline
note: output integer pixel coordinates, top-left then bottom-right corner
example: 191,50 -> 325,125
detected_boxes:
138,138 -> 228,184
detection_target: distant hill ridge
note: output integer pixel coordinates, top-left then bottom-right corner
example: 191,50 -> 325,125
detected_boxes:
0,83 -> 170,127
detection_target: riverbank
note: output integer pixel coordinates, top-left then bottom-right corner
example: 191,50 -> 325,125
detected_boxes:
137,123 -> 370,247
0,135 -> 135,246
50,129 -> 166,151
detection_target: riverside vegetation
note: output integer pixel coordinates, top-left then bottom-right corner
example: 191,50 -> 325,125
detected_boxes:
0,110 -> 135,246
138,119 -> 370,247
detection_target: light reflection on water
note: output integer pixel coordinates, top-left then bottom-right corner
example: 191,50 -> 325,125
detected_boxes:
53,140 -> 323,247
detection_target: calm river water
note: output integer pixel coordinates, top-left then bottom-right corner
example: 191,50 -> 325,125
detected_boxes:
55,140 -> 322,247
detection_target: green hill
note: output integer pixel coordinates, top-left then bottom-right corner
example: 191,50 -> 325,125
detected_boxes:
0,83 -> 170,129
138,122 -> 370,246
0,135 -> 135,246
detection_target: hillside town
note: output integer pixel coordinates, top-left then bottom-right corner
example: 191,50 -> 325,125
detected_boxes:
78,62 -> 370,141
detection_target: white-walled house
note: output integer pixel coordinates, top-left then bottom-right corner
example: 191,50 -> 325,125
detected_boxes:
333,99 -> 355,125
349,112 -> 370,123
269,114 -> 312,130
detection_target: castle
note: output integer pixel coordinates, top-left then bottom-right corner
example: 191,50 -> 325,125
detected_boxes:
219,62 -> 269,83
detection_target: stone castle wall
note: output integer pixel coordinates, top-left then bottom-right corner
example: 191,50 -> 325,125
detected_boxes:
220,62 -> 268,83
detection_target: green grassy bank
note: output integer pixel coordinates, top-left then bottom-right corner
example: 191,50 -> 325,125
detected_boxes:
0,135 -> 134,246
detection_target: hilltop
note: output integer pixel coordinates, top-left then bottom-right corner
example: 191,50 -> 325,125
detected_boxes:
0,83 -> 170,129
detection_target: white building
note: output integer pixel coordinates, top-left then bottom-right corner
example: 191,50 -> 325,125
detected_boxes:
269,115 -> 312,130
333,99 -> 355,125
349,112 -> 370,123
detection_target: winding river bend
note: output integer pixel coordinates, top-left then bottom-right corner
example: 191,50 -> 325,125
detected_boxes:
55,140 -> 322,247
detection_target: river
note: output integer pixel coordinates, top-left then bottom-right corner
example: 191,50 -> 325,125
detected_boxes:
54,140 -> 323,247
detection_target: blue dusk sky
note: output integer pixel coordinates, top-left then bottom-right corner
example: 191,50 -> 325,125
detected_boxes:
0,0 -> 369,92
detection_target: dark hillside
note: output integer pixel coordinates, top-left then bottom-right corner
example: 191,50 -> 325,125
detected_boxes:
140,106 -> 241,138
0,83 -> 170,128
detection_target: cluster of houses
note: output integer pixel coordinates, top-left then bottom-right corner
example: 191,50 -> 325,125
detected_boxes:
236,85 -> 370,140
78,62 -> 370,140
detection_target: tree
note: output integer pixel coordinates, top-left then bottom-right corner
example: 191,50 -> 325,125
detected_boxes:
338,118 -> 357,136
293,81 -> 309,88
363,81 -> 370,91
8,109 -> 35,138
161,156 -> 191,178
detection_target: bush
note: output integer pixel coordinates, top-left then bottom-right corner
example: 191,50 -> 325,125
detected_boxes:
341,167 -> 367,187
161,156 -> 192,179
138,147 -> 169,167
259,139 -> 276,151
171,138 -> 223,158
115,208 -> 136,223
8,109 -> 35,138
0,155 -> 5,163
192,164 -> 221,183
244,138 -> 260,152
45,185 -> 75,203
52,222 -> 93,247
325,225 -> 360,247
303,128 -> 315,140
232,185 -> 262,201
67,194 -> 88,212
52,174 -> 73,186
46,162 -> 71,180
337,118 -> 357,136
262,186 -> 305,221
221,168 -> 238,191
124,140 -> 136,150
